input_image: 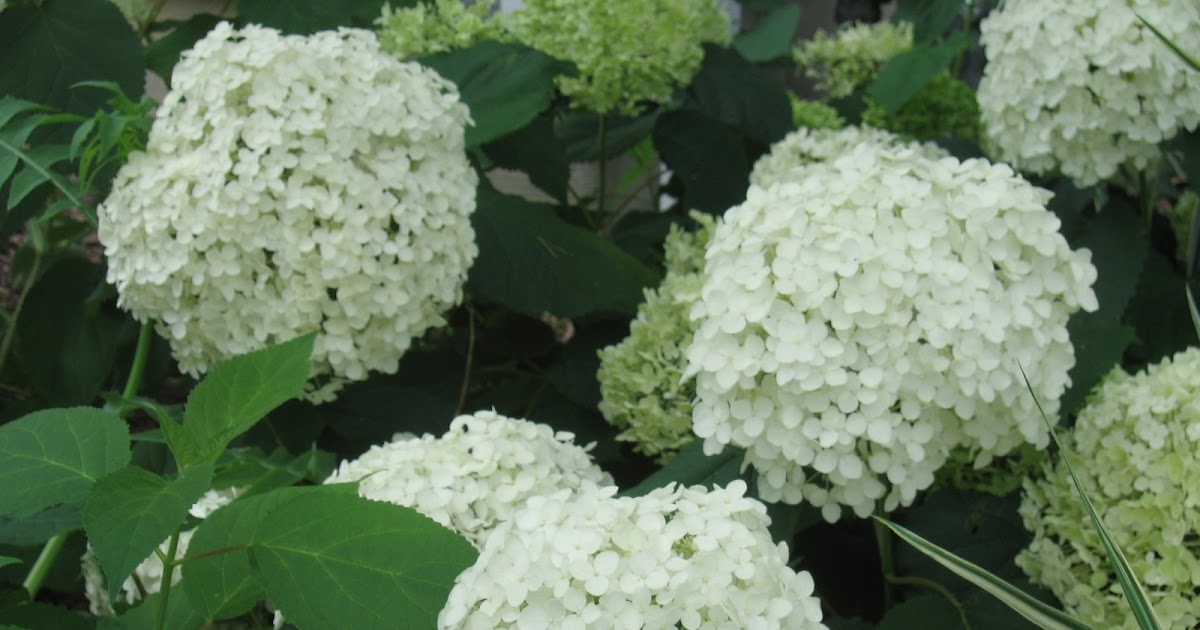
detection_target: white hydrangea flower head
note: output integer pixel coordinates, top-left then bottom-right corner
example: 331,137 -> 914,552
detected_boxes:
686,127 -> 1099,521
324,410 -> 613,546
793,20 -> 913,99
98,22 -> 478,402
83,487 -> 242,616
749,126 -> 948,190
597,213 -> 716,462
1018,348 -> 1200,629
977,0 -> 1200,187
439,480 -> 827,629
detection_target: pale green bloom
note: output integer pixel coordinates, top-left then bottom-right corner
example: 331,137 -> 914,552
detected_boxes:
790,95 -> 846,130
862,73 -> 980,142
597,213 -> 716,461
1018,348 -> 1200,629
376,0 -> 504,60
793,21 -> 913,99
507,0 -> 732,114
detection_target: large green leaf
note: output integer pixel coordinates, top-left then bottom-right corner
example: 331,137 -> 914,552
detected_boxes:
878,518 -> 1092,630
556,110 -> 660,162
892,0 -> 964,43
97,590 -> 204,630
17,258 -> 125,406
621,440 -> 743,497
468,186 -> 658,317
165,332 -> 316,468
877,594 -> 965,629
870,31 -> 969,114
248,488 -> 478,630
1061,320 -> 1135,414
0,602 -> 95,630
0,504 -> 83,546
236,0 -> 393,34
687,45 -> 793,146
0,407 -> 130,518
733,5 -> 802,63
422,42 -> 569,148
1080,200 -> 1147,325
83,464 -> 214,600
653,109 -> 750,214
0,0 -> 144,115
183,487 -> 325,621
482,114 -> 569,203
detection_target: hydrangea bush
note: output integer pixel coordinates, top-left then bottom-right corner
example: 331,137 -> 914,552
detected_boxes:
685,127 -> 1098,521
597,214 -> 715,462
376,0 -> 503,60
438,481 -> 827,630
977,0 -> 1200,186
98,23 -> 478,401
325,410 -> 613,545
1018,348 -> 1200,629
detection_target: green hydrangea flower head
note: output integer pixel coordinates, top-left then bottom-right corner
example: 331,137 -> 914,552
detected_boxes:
506,0 -> 732,114
862,73 -> 981,143
597,212 -> 717,461
793,20 -> 913,99
790,94 -> 846,130
376,0 -> 504,60
1018,347 -> 1200,629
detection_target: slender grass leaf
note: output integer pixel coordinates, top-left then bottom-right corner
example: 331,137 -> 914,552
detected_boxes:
169,332 -> 316,468
1020,368 -> 1163,630
0,0 -> 144,116
1187,287 -> 1200,341
870,31 -> 969,114
0,407 -> 130,518
734,5 -> 801,63
83,464 -> 214,601
468,185 -> 658,317
248,488 -> 478,630
1136,13 -> 1200,72
622,440 -> 743,497
876,517 -> 1092,630
422,42 -> 569,148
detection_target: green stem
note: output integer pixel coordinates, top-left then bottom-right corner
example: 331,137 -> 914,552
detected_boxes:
123,320 -> 155,401
597,113 -> 608,219
875,516 -> 897,610
0,224 -> 43,379
153,531 -> 181,630
21,532 -> 66,599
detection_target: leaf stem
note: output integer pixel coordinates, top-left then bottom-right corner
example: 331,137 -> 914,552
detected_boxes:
138,0 -> 171,39
887,574 -> 970,627
154,531 -> 181,630
874,516 -> 897,610
123,320 -> 154,401
21,532 -> 66,599
454,305 -> 476,416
